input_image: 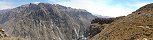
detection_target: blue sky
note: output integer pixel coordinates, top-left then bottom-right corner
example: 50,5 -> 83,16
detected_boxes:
0,0 -> 153,17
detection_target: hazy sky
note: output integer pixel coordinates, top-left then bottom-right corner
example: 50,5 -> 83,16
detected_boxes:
0,0 -> 153,17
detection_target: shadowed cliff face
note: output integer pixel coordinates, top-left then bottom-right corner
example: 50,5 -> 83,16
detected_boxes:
0,3 -> 96,40
90,3 -> 153,40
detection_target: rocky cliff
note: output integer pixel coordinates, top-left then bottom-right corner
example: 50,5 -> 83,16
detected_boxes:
0,3 -> 96,40
90,3 -> 153,40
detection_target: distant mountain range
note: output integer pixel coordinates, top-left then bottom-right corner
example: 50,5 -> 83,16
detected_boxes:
93,14 -> 111,18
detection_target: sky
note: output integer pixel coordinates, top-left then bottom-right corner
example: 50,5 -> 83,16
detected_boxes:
0,0 -> 153,17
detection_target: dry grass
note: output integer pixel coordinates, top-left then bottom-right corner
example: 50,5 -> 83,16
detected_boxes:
0,37 -> 26,40
90,3 -> 153,40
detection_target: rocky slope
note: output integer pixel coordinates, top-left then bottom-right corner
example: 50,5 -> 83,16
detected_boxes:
90,3 -> 153,40
87,16 -> 125,38
0,3 -> 96,40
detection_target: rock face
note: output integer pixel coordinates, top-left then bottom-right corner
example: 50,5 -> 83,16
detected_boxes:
0,3 -> 96,40
90,3 -> 153,40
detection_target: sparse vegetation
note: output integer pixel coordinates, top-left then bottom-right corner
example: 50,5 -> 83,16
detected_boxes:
88,17 -> 122,38
0,37 -> 26,40
90,3 -> 153,40
91,18 -> 116,24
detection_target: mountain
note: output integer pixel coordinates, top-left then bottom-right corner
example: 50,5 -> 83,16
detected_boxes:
0,3 -> 96,40
90,3 -> 153,40
93,14 -> 111,18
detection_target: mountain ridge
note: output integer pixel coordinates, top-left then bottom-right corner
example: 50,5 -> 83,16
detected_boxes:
0,3 -> 96,40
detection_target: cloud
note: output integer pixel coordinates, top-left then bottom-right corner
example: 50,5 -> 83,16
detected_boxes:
32,2 -> 40,5
0,5 -> 12,10
0,1 -> 13,10
54,0 -> 153,17
54,0 -> 132,17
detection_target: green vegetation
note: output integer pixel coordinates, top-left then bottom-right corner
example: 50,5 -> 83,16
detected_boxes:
91,18 -> 116,24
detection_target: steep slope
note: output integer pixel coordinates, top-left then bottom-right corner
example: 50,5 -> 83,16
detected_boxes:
90,3 -> 153,40
0,3 -> 96,40
87,16 -> 125,38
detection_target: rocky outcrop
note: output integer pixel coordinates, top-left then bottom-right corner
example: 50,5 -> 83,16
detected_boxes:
0,3 -> 96,40
90,3 -> 153,40
0,28 -> 8,38
0,28 -> 26,40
